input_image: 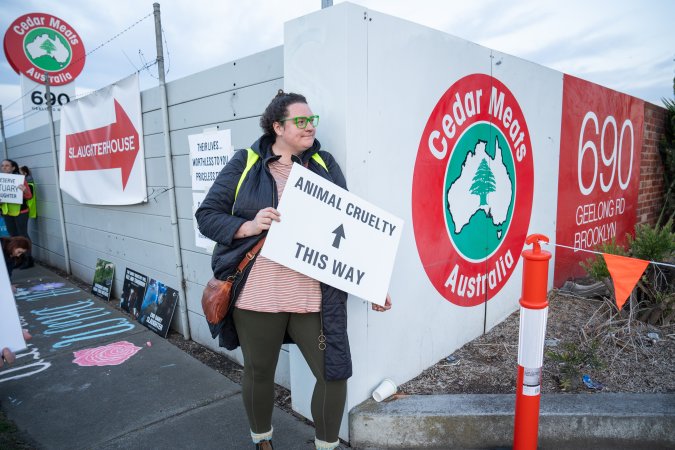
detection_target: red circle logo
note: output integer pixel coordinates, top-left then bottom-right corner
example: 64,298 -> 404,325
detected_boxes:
3,13 -> 85,86
412,74 -> 534,306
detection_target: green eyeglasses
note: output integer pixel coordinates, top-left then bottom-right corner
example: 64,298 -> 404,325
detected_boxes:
280,115 -> 320,129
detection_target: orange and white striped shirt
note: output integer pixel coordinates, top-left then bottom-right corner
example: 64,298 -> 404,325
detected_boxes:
235,159 -> 322,313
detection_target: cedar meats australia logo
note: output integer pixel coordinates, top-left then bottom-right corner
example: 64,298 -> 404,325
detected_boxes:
412,74 -> 533,307
3,13 -> 85,86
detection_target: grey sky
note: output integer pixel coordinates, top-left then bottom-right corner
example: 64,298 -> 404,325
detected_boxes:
1,0 -> 673,136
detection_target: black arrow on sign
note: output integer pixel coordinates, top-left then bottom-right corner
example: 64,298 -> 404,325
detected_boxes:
332,224 -> 346,249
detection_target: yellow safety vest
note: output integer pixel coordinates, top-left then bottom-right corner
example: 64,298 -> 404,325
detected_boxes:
26,181 -> 37,219
233,148 -> 328,212
1,202 -> 21,216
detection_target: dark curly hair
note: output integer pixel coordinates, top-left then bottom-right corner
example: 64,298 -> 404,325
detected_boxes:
1,236 -> 31,262
260,90 -> 307,137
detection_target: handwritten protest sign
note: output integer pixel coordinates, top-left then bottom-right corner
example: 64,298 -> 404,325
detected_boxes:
0,173 -> 25,204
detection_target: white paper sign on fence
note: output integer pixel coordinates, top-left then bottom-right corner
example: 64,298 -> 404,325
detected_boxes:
261,164 -> 403,306
188,129 -> 232,191
192,191 -> 216,251
0,174 -> 26,204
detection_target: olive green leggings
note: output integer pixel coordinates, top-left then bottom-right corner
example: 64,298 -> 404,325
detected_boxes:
233,308 -> 347,442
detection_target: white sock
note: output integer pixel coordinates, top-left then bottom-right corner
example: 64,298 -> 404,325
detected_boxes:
251,427 -> 273,443
315,437 -> 340,449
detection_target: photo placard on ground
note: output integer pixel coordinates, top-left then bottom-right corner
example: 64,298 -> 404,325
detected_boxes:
91,259 -> 115,300
0,253 -> 26,353
120,268 -> 148,319
137,278 -> 178,338
261,164 -> 404,306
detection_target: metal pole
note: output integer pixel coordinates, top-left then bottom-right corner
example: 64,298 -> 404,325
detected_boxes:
154,2 -> 190,340
321,0 -> 333,8
44,72 -> 72,274
0,105 -> 7,160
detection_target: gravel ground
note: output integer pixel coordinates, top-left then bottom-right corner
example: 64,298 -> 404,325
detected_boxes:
400,291 -> 675,395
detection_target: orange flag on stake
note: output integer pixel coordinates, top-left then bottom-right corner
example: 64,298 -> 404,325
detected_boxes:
602,253 -> 649,310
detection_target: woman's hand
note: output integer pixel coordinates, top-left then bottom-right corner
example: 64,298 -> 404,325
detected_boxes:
251,207 -> 280,233
235,207 -> 281,238
17,184 -> 25,192
371,293 -> 392,312
1,347 -> 16,367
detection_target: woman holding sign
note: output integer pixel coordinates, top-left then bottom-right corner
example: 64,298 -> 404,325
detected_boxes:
196,91 -> 391,450
1,159 -> 32,240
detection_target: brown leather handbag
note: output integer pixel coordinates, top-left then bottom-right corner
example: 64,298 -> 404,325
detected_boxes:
201,238 -> 265,324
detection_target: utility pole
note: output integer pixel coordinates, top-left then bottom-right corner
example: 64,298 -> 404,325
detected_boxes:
44,72 -> 72,274
154,2 -> 191,340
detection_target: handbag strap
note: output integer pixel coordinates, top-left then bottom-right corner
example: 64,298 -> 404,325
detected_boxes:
236,237 -> 265,273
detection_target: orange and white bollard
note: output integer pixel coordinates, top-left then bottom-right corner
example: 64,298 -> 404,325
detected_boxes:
513,234 -> 552,450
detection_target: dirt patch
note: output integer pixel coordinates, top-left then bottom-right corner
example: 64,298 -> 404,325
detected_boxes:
400,291 -> 675,395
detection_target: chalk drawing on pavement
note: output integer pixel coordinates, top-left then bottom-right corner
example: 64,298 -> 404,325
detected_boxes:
15,286 -> 81,302
30,282 -> 66,291
72,341 -> 142,367
31,299 -> 136,349
0,344 -> 51,384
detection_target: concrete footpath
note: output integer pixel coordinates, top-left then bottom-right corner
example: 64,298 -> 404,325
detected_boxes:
3,264 -> 675,449
1,265 -> 317,449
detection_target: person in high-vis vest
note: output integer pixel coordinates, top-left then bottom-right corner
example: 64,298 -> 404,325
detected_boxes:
20,166 -> 37,220
1,159 -> 32,240
196,91 -> 391,450
19,166 -> 36,269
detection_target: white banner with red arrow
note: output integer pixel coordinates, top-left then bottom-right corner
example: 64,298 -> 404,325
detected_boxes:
59,74 -> 146,205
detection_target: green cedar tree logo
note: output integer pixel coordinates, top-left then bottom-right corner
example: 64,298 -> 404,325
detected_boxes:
470,158 -> 496,206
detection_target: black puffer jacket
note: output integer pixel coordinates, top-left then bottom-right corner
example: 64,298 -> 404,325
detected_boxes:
195,135 -> 352,381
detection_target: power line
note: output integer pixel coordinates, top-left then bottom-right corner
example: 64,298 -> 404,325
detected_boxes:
71,12 -> 153,68
2,11 -> 154,112
2,59 -> 158,129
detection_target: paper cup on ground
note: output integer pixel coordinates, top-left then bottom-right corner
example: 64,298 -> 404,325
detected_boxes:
372,378 -> 397,402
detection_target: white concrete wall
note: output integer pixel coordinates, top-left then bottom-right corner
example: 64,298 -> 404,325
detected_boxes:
284,3 -> 562,439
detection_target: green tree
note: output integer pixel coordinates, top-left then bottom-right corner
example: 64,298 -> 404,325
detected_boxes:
658,76 -> 675,229
470,158 -> 496,205
40,38 -> 57,54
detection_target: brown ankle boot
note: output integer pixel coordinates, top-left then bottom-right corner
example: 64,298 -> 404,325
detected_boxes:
255,440 -> 273,450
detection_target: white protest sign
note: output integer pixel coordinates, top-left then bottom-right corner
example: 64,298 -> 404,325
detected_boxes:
192,191 -> 216,251
0,173 -> 26,204
0,253 -> 27,353
261,164 -> 403,306
188,129 -> 232,191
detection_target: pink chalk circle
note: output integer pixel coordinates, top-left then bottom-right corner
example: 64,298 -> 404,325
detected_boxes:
72,341 -> 142,367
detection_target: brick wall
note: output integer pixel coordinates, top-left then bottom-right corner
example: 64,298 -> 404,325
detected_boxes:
637,103 -> 668,226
